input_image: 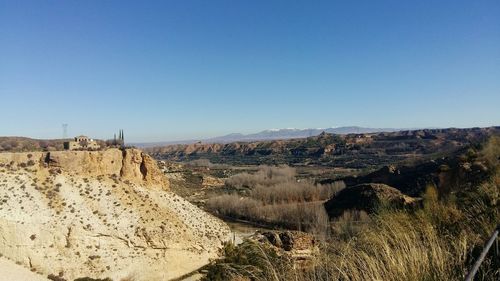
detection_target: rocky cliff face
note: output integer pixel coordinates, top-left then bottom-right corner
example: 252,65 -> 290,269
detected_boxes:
0,148 -> 169,189
0,149 -> 230,280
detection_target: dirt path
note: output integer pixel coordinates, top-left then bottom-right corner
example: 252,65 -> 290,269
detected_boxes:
0,257 -> 49,281
226,221 -> 266,245
175,221 -> 265,281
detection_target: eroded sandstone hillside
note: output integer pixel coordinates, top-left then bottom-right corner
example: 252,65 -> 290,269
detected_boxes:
0,148 -> 230,281
148,127 -> 499,168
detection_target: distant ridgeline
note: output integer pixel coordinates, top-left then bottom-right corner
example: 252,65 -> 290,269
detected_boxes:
0,130 -> 126,152
147,127 -> 500,169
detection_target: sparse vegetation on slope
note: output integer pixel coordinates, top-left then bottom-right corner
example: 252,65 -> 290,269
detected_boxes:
0,148 -> 229,281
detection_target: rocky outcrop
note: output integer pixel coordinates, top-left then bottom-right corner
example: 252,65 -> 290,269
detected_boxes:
0,148 -> 169,190
119,149 -> 169,189
261,231 -> 307,251
324,183 -> 419,218
0,149 -> 230,280
254,231 -> 318,265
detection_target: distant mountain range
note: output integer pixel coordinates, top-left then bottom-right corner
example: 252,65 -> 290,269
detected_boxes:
134,126 -> 411,147
146,126 -> 499,168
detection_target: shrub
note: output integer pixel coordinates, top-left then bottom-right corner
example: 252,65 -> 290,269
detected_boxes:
480,135 -> 500,169
202,240 -> 292,281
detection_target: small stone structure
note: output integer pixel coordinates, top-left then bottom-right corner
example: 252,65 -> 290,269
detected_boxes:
64,135 -> 100,150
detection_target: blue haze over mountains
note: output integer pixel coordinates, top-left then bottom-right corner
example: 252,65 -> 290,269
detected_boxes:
134,126 -> 414,147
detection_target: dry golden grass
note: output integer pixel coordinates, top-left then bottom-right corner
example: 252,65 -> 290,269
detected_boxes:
207,194 -> 497,281
323,211 -> 469,281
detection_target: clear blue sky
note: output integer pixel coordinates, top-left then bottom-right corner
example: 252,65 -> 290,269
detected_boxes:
1,0 -> 499,142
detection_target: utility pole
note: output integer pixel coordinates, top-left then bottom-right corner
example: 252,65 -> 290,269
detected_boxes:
62,124 -> 68,139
